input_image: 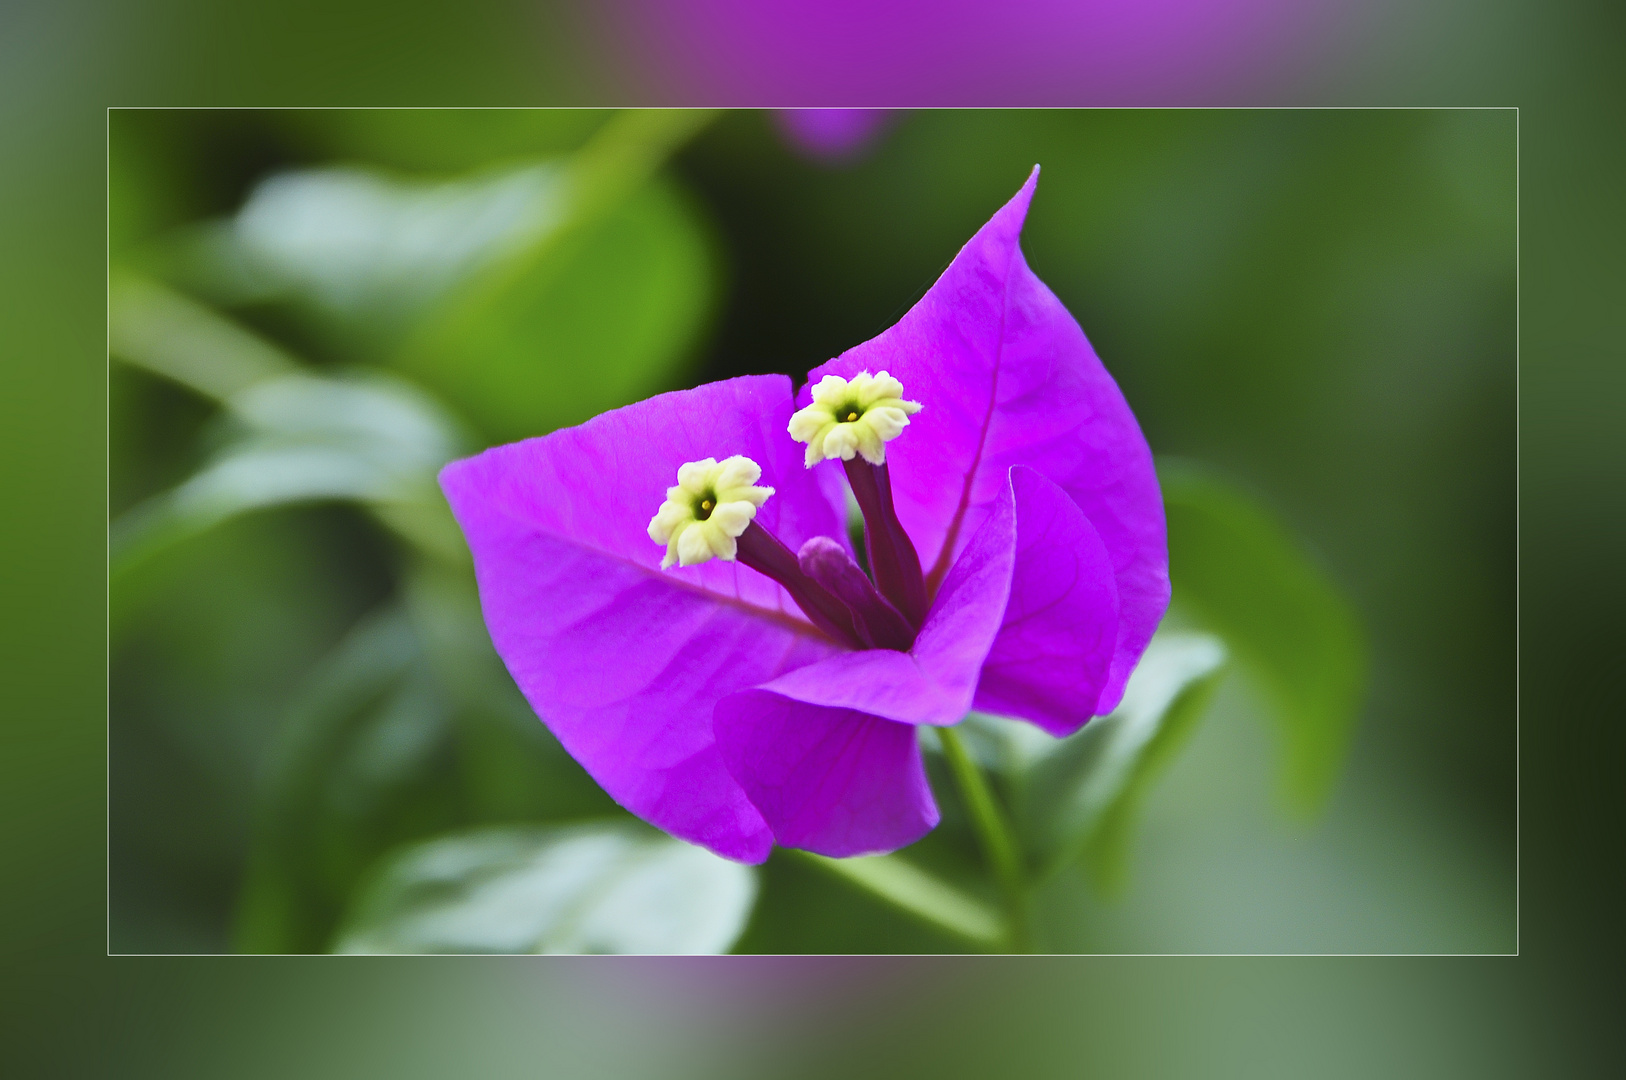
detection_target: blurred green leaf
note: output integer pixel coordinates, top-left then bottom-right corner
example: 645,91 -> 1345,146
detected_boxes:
234,605 -> 460,953
196,161 -> 569,330
110,271 -> 296,400
233,581 -> 617,953
332,823 -> 757,955
395,172 -> 716,441
169,109 -> 720,443
798,851 -> 1006,949
110,275 -> 471,581
1013,631 -> 1228,886
1160,459 -> 1367,813
110,369 -> 467,581
948,711 -> 1059,775
379,109 -> 720,441
399,559 -> 616,825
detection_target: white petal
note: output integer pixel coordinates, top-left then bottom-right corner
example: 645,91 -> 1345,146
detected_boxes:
811,374 -> 851,405
676,458 -> 717,493
676,525 -> 713,566
861,372 -> 905,404
788,405 -> 835,442
856,426 -> 887,465
713,455 -> 761,492
865,406 -> 909,440
822,425 -> 859,461
708,500 -> 756,536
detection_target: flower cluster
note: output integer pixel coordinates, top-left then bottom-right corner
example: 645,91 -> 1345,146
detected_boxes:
440,168 -> 1168,862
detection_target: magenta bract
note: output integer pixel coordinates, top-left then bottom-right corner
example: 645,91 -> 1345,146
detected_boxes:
440,168 -> 1168,862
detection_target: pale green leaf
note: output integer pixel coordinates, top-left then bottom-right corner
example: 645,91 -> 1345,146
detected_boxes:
1160,459 -> 1367,812
213,161 -> 567,323
333,824 -> 757,955
1015,631 -> 1228,883
172,109 -> 720,443
110,370 -> 466,579
110,271 -> 296,400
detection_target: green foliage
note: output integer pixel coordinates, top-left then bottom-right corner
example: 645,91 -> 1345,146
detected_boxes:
396,176 -> 715,441
797,851 -> 1005,949
233,604 -> 460,952
333,823 -> 757,955
391,111 -> 721,442
109,272 -> 297,399
233,567 -> 618,954
1013,632 -> 1228,889
148,109 -> 721,445
1160,459 -> 1367,812
109,360 -> 467,587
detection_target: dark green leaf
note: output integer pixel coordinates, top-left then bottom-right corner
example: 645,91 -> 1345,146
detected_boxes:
332,823 -> 757,955
1160,459 -> 1367,812
234,605 -> 460,953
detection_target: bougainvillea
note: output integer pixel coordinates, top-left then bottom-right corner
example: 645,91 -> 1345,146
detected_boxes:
440,168 -> 1167,862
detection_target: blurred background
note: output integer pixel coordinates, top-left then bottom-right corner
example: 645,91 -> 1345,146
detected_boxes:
4,0 -> 1619,1074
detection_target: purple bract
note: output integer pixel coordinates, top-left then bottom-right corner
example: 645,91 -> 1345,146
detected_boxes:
440,168 -> 1168,862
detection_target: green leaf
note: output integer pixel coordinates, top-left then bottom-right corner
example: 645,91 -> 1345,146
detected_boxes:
232,582 -> 617,954
395,174 -> 716,442
193,161 -> 569,333
109,280 -> 471,581
234,605 -> 459,953
797,851 -> 1006,949
1015,631 -> 1228,885
169,109 -> 720,443
392,110 -> 719,442
332,824 -> 757,955
1160,459 -> 1367,813
110,271 -> 296,401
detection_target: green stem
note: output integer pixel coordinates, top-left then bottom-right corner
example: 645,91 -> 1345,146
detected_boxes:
936,725 -> 1031,951
793,850 -> 1006,950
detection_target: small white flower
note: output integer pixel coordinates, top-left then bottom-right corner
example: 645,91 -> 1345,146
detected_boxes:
647,455 -> 775,568
787,371 -> 923,467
